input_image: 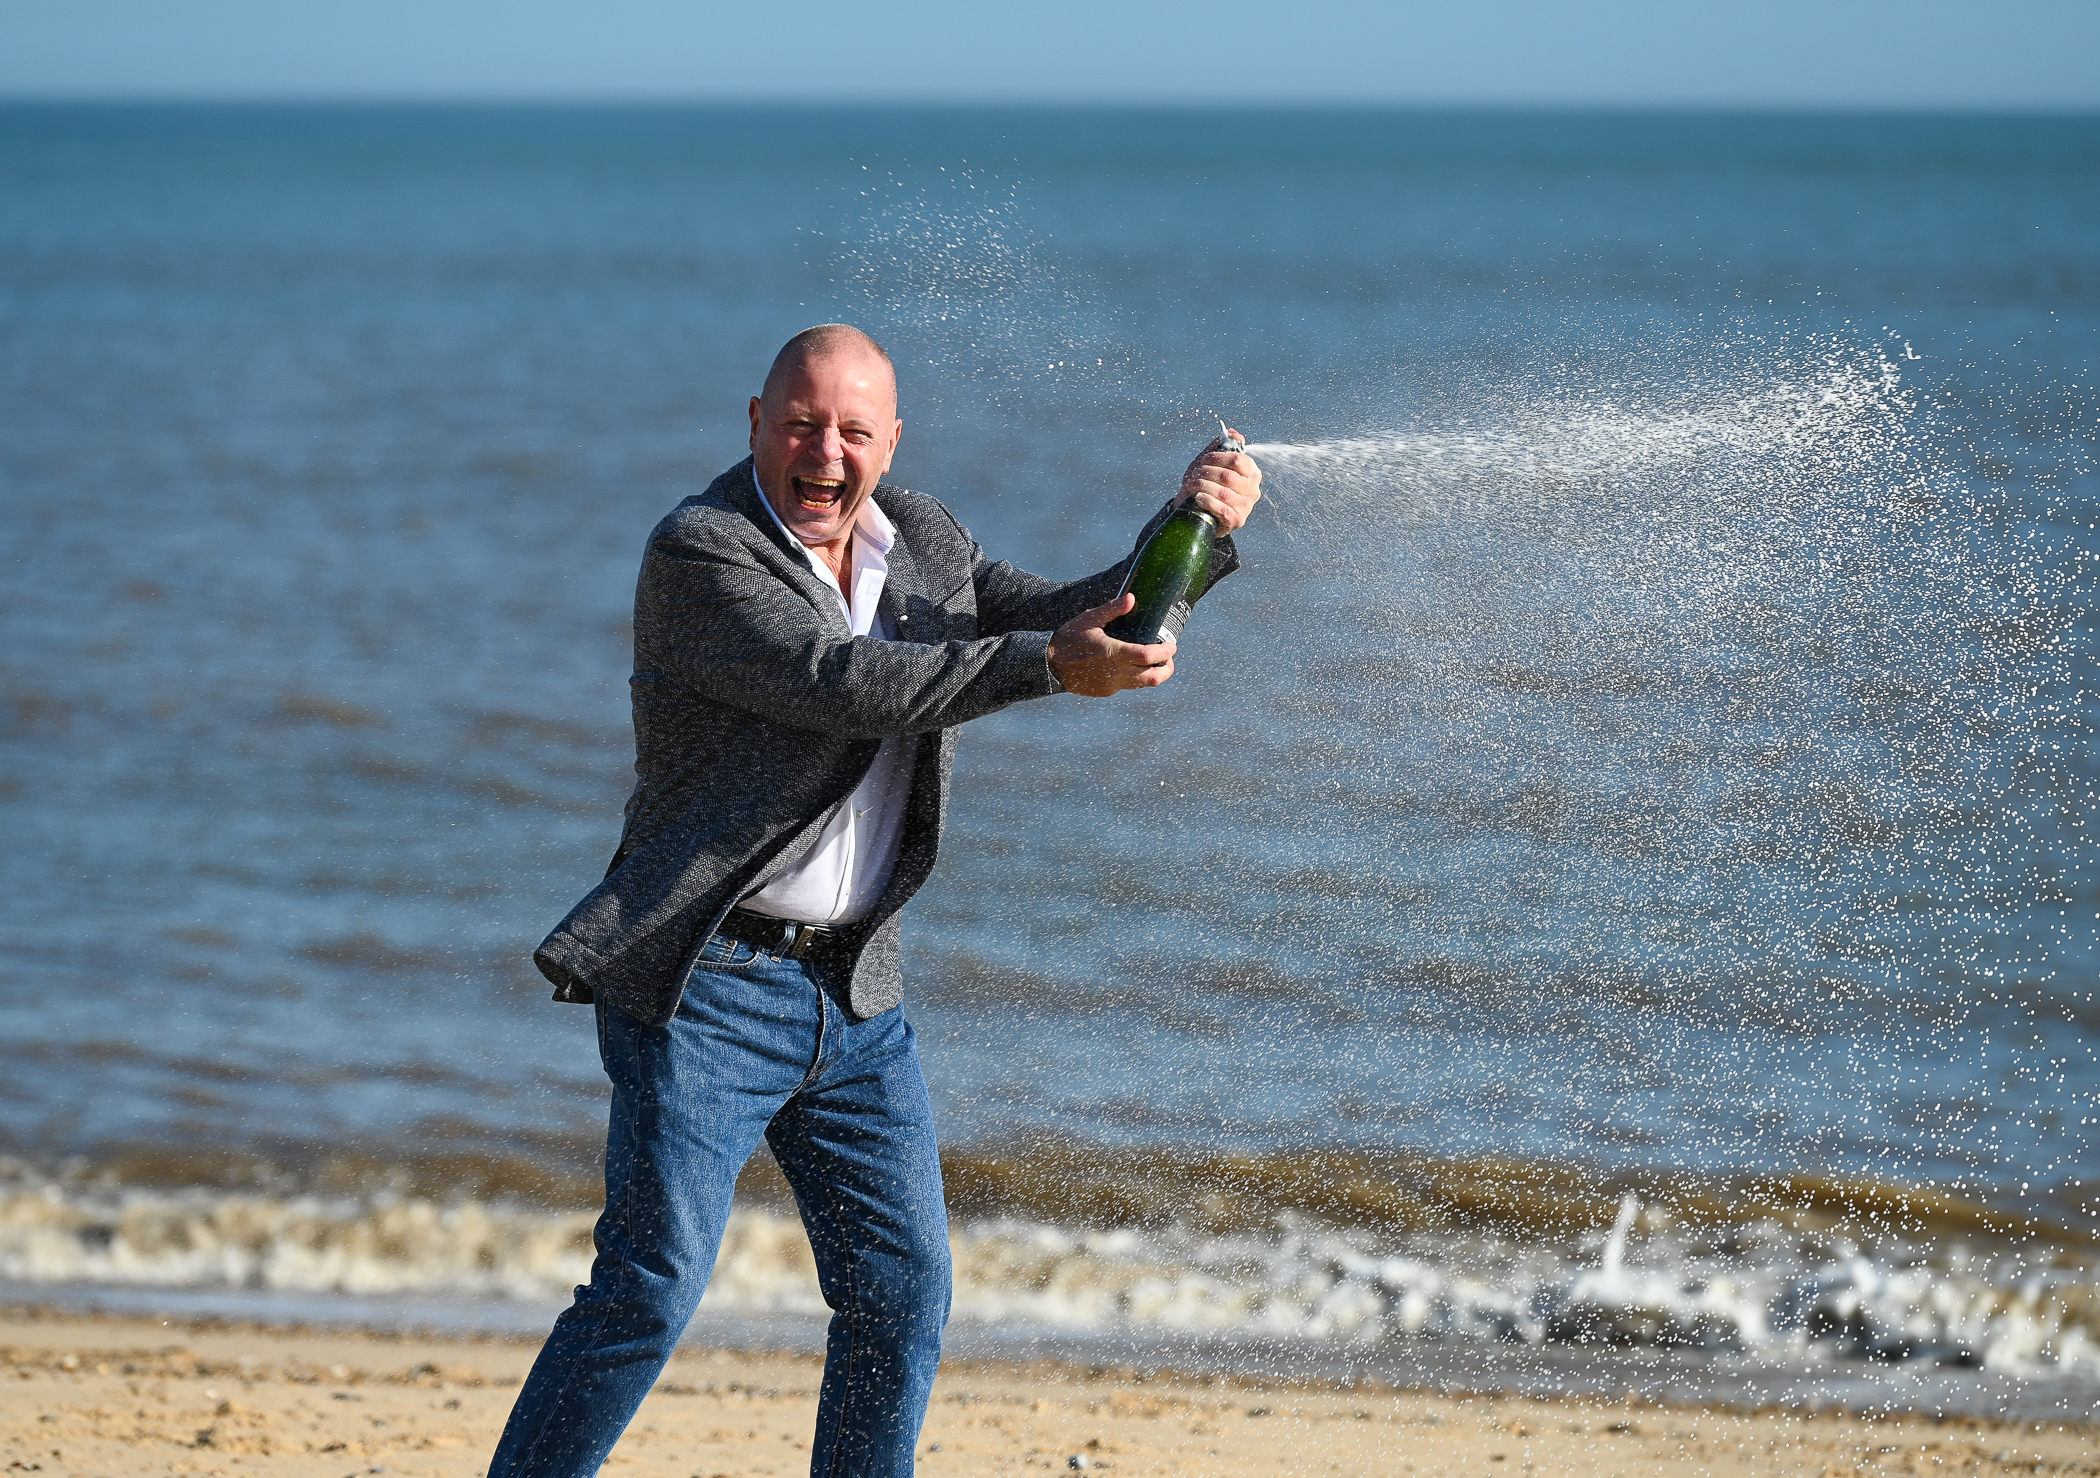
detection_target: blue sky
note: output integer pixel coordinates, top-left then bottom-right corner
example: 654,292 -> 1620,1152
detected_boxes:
3,0 -> 2095,109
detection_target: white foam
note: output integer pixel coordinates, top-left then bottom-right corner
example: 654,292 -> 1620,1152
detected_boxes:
4,1177 -> 2092,1377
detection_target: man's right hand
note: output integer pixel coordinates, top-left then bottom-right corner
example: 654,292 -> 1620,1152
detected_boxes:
1048,593 -> 1176,697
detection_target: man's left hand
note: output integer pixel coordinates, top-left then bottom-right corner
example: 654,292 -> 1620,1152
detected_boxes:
1175,429 -> 1263,533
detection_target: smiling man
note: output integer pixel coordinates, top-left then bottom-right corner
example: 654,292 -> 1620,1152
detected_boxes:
489,325 -> 1260,1478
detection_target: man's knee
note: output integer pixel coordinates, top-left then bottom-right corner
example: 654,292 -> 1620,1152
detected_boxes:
560,1258 -> 707,1348
908,1228 -> 954,1319
860,1226 -> 952,1349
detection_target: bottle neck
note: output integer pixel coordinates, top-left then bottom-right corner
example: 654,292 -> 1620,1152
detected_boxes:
1182,505 -> 1217,534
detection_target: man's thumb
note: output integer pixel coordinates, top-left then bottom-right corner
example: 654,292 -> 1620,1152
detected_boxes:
1086,592 -> 1137,629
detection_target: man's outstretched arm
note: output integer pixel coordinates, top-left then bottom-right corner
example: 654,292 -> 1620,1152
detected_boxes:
637,531 -> 1057,738
636,528 -> 1179,735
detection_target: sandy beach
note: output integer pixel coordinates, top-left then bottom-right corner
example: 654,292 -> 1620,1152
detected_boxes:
3,1306 -> 2092,1478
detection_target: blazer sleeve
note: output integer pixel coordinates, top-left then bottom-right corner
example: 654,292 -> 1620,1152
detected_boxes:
637,522 -> 1061,740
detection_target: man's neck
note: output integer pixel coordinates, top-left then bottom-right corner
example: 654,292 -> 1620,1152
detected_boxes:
808,533 -> 852,591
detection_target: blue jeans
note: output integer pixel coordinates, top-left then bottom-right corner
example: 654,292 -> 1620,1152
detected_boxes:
488,932 -> 952,1478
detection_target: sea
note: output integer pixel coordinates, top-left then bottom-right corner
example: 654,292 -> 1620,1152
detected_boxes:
1,105 -> 2095,1420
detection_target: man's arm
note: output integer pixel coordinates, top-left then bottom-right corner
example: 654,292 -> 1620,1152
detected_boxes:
638,528 -> 1059,740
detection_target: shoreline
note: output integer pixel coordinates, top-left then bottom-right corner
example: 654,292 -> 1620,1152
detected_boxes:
4,1305 -> 2095,1478
9,1278 -> 2100,1428
9,1157 -> 2097,1417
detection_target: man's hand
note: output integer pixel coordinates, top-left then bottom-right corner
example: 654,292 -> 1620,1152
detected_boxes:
1048,593 -> 1176,697
1176,428 -> 1263,532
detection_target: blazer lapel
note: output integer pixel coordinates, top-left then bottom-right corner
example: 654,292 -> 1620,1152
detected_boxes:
726,457 -> 851,637
876,507 -> 928,640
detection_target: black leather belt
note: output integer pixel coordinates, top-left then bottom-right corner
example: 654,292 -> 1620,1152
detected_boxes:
717,906 -> 844,961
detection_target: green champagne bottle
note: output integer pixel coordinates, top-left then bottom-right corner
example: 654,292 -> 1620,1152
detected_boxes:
1105,427 -> 1243,645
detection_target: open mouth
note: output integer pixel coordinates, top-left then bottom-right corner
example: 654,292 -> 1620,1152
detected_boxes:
792,477 -> 845,512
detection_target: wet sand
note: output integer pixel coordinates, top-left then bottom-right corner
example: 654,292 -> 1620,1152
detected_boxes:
3,1306 -> 2092,1478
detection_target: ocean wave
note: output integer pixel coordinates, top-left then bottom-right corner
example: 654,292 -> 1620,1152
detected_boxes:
943,1196 -> 2099,1376
3,1169 -> 2093,1378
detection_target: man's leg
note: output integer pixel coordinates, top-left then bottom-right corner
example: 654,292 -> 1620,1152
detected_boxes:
488,943 -> 821,1478
767,989 -> 952,1478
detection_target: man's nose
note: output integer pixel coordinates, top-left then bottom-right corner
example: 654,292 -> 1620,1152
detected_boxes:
812,426 -> 846,463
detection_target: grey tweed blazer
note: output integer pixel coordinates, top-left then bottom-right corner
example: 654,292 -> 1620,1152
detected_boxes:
534,457 -> 1240,1026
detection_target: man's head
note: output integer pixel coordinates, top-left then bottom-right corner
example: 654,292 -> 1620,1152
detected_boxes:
748,324 -> 901,553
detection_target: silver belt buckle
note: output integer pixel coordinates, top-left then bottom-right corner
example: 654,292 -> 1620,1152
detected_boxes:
782,920 -> 830,959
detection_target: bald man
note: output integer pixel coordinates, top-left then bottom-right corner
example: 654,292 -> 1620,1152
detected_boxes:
491,326 -> 1262,1478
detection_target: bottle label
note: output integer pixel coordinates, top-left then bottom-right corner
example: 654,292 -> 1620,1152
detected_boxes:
1157,599 -> 1193,643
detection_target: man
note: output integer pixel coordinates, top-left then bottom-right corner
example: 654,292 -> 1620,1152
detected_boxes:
491,324 -> 1261,1478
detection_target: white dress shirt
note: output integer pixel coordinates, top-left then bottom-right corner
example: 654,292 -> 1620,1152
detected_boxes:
739,470 -> 917,925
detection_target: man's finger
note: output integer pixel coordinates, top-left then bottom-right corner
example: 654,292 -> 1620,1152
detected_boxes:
1078,592 -> 1137,630
1184,485 -> 1254,531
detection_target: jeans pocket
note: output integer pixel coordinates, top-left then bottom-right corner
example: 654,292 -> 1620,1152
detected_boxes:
694,932 -> 764,969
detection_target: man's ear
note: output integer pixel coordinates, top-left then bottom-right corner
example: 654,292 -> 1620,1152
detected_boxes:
748,396 -> 762,451
882,419 -> 903,475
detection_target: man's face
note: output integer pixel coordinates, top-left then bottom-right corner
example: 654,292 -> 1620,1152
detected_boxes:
748,348 -> 902,551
